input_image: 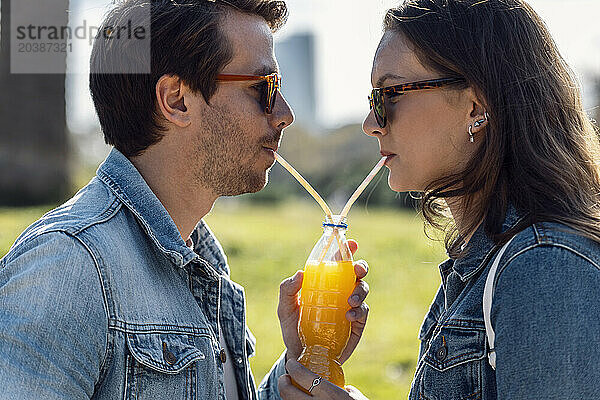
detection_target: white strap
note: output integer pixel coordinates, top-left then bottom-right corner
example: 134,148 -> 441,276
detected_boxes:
483,236 -> 515,370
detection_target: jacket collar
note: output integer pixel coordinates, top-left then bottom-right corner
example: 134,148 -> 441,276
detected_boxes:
190,220 -> 230,275
451,204 -> 525,281
96,148 -> 199,268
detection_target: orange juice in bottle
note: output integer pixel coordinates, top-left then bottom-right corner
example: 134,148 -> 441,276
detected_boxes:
298,215 -> 356,388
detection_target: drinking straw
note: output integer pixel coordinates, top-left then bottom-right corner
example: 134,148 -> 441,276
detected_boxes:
274,153 -> 344,262
316,217 -> 347,264
318,156 -> 388,263
275,153 -> 387,264
340,157 -> 387,219
274,153 -> 333,218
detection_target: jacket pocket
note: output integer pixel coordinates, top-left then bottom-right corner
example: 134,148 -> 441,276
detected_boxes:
423,326 -> 486,371
125,331 -> 216,400
419,326 -> 486,400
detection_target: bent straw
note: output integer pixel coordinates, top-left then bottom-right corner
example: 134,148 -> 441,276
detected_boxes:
274,153 -> 333,218
340,157 -> 387,219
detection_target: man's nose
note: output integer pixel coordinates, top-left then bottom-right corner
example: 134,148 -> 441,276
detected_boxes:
270,91 -> 294,129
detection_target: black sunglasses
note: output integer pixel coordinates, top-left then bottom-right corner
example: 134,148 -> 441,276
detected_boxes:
215,73 -> 280,114
368,77 -> 466,128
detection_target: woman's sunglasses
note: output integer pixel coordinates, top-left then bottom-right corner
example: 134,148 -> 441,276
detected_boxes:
215,73 -> 281,114
368,77 -> 466,128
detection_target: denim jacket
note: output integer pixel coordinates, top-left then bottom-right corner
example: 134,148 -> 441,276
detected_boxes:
0,148 -> 284,399
409,207 -> 600,400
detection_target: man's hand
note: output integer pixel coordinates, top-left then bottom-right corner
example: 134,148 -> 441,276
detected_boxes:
277,239 -> 370,362
278,359 -> 370,400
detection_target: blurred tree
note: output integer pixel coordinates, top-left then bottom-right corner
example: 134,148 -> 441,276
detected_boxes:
0,0 -> 70,206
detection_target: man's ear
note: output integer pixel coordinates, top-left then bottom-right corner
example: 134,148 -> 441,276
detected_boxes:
155,74 -> 191,128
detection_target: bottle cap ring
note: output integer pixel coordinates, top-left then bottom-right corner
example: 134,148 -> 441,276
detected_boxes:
322,222 -> 348,229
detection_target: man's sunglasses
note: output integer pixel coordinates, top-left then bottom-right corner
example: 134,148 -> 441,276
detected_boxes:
215,73 -> 281,114
368,77 -> 466,128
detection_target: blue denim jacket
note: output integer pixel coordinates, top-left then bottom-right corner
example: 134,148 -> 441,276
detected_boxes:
0,148 -> 284,399
409,207 -> 600,400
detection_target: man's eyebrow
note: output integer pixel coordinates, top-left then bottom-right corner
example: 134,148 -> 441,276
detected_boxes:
254,66 -> 278,76
375,73 -> 405,88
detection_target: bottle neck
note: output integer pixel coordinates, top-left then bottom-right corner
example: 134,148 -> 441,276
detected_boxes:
322,215 -> 348,234
323,226 -> 347,235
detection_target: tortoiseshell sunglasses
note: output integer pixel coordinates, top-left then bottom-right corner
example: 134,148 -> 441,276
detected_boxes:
368,77 -> 466,128
216,73 -> 280,114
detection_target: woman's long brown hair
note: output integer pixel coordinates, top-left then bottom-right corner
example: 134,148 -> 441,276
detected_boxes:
384,0 -> 600,257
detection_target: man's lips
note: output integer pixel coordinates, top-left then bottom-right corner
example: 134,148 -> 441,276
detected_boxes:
262,145 -> 278,160
262,146 -> 278,159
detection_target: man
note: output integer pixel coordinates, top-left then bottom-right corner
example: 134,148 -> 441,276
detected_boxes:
0,1 -> 369,399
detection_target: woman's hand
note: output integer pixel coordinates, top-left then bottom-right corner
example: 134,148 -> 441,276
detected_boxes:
278,359 -> 370,400
276,239 -> 370,362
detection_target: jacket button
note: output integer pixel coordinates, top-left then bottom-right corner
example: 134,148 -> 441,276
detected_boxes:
162,343 -> 177,365
220,349 -> 227,364
435,346 -> 448,361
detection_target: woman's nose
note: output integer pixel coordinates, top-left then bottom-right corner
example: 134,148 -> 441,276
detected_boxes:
362,108 -> 383,137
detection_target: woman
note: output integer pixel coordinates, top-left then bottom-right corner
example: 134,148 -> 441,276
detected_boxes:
277,0 -> 600,399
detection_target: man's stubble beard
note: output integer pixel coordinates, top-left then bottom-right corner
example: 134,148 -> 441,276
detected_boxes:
193,106 -> 271,197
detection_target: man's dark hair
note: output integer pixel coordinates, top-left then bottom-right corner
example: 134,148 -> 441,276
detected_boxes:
89,0 -> 288,157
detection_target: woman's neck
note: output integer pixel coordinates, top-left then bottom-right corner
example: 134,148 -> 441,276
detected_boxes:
446,197 -> 483,247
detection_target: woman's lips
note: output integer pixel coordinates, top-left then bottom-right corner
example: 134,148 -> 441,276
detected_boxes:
380,151 -> 397,165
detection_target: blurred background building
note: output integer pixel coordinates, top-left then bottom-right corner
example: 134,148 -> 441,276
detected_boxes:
275,32 -> 318,130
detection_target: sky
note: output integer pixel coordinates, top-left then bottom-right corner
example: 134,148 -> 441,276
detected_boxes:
66,0 -> 600,132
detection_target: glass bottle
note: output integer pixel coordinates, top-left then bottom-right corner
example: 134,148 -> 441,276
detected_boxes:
297,215 -> 355,388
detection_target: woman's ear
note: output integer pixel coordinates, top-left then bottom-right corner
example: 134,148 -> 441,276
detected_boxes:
155,74 -> 191,128
465,87 -> 489,133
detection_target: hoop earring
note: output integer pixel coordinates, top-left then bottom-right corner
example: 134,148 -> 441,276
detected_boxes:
474,111 -> 490,128
468,125 -> 474,143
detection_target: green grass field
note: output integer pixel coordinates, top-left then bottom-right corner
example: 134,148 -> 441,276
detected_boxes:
0,201 -> 446,399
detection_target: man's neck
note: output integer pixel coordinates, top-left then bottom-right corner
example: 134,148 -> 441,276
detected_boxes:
130,149 -> 218,243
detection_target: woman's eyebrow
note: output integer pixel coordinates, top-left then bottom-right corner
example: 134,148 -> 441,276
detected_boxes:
375,73 -> 406,88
